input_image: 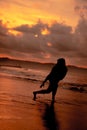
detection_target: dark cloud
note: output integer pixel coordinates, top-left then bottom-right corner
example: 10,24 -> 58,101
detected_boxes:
0,19 -> 87,67
75,17 -> 87,57
47,22 -> 76,52
75,0 -> 87,3
75,5 -> 87,11
75,6 -> 81,12
13,20 -> 48,35
74,0 -> 87,18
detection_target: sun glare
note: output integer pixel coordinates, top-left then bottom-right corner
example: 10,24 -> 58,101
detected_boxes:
45,53 -> 51,59
8,29 -> 22,36
47,42 -> 52,47
34,34 -> 38,38
41,28 -> 50,35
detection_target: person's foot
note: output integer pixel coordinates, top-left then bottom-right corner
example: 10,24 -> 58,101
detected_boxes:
33,92 -> 36,100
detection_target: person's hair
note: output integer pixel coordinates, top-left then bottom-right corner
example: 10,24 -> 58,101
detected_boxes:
57,58 -> 65,65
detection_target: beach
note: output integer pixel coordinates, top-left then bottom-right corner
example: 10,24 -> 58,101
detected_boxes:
0,76 -> 87,130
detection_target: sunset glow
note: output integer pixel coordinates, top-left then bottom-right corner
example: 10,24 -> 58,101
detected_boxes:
0,0 -> 78,28
41,28 -> 50,35
0,0 -> 87,67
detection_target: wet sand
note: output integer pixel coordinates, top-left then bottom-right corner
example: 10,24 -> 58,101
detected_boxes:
0,77 -> 87,130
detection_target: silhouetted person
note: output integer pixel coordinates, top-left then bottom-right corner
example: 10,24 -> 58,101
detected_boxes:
33,58 -> 68,101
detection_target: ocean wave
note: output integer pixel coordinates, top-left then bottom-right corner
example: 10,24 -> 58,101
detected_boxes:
0,73 -> 42,83
0,65 -> 87,87
62,82 -> 87,93
64,82 -> 87,87
0,66 -> 45,82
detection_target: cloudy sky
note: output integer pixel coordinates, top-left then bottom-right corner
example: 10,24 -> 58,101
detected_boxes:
0,0 -> 87,67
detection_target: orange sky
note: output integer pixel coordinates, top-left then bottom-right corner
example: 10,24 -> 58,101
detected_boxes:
0,0 -> 79,28
0,0 -> 87,67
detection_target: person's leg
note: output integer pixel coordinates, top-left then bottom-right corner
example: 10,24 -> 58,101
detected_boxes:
52,85 -> 58,102
33,85 -> 52,100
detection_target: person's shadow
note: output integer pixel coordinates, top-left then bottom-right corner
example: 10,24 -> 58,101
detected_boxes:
38,100 -> 59,130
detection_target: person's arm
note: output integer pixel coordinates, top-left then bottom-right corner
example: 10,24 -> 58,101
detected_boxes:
40,65 -> 55,88
40,74 -> 50,88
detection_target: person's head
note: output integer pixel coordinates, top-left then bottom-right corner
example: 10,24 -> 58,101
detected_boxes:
57,58 -> 66,65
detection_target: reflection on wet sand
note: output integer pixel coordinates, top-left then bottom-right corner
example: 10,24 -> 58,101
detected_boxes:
37,101 -> 59,130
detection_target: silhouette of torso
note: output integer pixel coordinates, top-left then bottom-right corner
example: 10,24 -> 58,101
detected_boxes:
47,63 -> 67,84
